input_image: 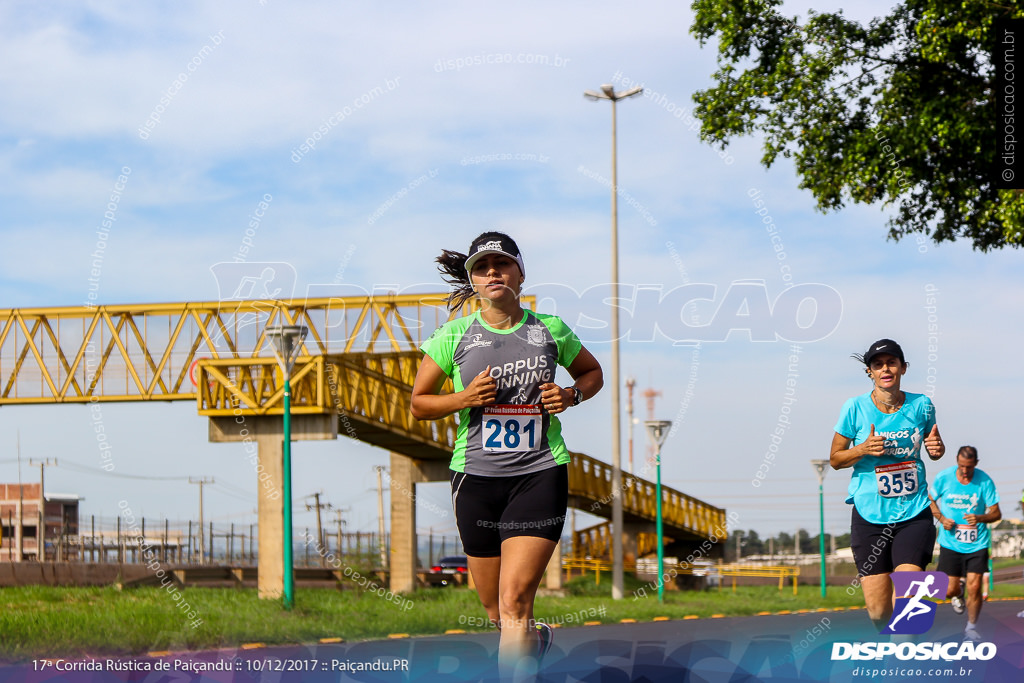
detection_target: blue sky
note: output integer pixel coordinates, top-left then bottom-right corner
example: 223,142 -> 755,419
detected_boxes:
1,1 -> 1021,544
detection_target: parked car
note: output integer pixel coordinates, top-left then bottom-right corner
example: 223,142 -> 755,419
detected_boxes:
690,559 -> 721,588
426,555 -> 468,587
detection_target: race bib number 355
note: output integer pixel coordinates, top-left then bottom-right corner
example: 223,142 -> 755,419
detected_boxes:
874,461 -> 918,498
482,405 -> 542,452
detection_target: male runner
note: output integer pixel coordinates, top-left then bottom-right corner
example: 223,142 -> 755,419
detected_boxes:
929,445 -> 1001,641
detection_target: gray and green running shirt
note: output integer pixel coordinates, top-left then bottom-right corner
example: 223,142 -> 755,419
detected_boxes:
420,310 -> 582,476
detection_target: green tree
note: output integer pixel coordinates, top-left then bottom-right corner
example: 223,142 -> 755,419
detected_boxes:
796,528 -> 812,554
690,0 -> 1024,250
744,528 -> 765,555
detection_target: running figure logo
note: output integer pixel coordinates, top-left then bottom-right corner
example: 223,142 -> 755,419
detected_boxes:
882,571 -> 949,634
910,427 -> 923,458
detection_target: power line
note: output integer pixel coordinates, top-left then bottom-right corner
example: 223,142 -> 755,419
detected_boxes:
58,461 -> 189,482
208,487 -> 252,504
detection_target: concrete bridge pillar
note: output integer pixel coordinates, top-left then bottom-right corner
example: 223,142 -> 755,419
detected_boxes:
388,452 -> 449,594
209,414 -> 336,599
623,521 -> 656,565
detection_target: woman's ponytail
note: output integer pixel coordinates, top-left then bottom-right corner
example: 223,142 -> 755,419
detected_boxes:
436,249 -> 475,312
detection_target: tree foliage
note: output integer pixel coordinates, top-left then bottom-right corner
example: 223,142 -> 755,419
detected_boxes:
690,0 -> 1024,250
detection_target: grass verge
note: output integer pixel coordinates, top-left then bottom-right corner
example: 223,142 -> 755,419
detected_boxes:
3,575 -> 1024,663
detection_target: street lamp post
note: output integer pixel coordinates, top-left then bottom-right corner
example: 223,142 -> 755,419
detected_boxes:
585,82 -> 643,600
645,420 -> 672,603
811,459 -> 829,599
266,324 -> 307,610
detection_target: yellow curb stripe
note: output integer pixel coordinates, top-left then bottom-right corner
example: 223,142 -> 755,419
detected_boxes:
756,611 -> 772,615
445,630 -> 466,634
683,615 -> 699,620
241,643 -> 265,650
620,619 -> 637,623
147,651 -> 172,657
776,610 -> 792,614
583,621 -> 602,626
711,614 -> 725,618
319,637 -> 344,644
388,633 -> 410,639
653,616 -> 670,621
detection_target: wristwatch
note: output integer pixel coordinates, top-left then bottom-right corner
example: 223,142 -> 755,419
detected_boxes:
571,386 -> 583,407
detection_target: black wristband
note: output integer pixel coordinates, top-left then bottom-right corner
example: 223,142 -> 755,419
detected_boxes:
571,386 -> 583,406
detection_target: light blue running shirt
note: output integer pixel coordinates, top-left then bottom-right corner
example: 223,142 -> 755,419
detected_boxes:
834,392 -> 937,524
930,466 -> 999,554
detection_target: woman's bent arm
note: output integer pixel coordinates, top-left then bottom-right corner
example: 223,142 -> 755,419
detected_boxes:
411,355 -> 497,420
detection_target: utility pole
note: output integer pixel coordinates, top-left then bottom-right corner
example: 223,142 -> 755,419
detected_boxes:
29,458 -> 57,562
305,492 -> 333,562
626,377 -> 636,473
374,466 -> 388,570
16,432 -> 23,561
189,477 -> 214,564
333,507 -> 350,558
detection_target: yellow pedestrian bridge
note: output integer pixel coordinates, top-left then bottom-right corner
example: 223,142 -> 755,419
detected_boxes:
0,293 -> 727,593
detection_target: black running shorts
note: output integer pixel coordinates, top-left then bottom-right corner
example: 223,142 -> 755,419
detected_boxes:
851,506 -> 936,576
450,464 -> 568,558
936,546 -> 989,578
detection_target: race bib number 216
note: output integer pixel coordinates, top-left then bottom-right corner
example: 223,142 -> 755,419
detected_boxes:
955,525 -> 978,544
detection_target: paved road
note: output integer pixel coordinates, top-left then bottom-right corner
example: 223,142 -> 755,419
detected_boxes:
4,599 -> 1024,682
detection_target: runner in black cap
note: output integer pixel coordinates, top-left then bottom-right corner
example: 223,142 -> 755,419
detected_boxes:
411,231 -> 603,676
829,338 -> 945,630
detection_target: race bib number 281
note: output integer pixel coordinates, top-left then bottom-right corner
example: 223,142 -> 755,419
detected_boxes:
482,405 -> 542,452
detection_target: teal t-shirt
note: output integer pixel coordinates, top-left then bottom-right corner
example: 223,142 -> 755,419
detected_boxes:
930,466 -> 999,554
420,310 -> 582,476
834,392 -> 936,524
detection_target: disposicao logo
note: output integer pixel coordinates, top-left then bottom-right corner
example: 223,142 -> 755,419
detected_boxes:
832,570 -> 998,663
882,571 -> 947,635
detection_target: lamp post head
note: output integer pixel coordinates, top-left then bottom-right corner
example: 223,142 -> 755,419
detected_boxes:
644,420 -> 672,449
584,84 -> 644,102
811,459 -> 829,484
266,324 -> 307,374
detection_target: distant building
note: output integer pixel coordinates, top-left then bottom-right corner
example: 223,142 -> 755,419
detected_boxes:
0,483 -> 81,562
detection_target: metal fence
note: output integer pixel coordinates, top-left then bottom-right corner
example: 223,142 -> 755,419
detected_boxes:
2,514 -> 462,570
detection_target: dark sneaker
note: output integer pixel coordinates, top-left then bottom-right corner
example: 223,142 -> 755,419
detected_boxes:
951,594 -> 965,614
535,622 -> 553,660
